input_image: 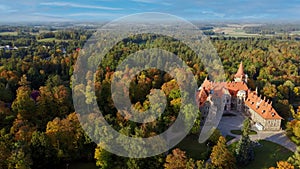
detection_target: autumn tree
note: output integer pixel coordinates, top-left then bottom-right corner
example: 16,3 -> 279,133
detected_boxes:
269,161 -> 294,169
11,86 -> 36,122
30,131 -> 58,169
45,113 -> 85,162
208,129 -> 222,146
94,145 -> 114,169
210,136 -> 236,169
0,129 -> 13,169
288,147 -> 300,168
7,145 -> 32,169
164,148 -> 187,169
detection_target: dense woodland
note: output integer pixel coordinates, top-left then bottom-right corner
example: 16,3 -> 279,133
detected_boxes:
0,25 -> 300,169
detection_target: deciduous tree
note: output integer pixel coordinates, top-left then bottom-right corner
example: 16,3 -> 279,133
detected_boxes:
210,136 -> 236,169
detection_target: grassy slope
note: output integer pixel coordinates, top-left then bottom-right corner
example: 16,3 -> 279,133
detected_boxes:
176,134 -> 210,160
229,140 -> 293,169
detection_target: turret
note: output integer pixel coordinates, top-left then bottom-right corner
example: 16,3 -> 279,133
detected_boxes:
234,62 -> 248,83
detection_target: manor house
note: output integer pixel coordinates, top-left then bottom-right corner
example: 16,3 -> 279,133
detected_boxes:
197,62 -> 282,131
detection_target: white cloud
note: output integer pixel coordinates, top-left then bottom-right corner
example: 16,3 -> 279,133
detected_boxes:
68,12 -> 124,17
131,0 -> 171,6
0,4 -> 17,13
40,2 -> 123,10
201,11 -> 225,18
0,13 -> 72,23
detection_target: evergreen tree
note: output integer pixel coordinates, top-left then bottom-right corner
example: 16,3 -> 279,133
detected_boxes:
235,118 -> 254,166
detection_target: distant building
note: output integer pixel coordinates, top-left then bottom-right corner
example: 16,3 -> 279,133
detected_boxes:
197,62 -> 282,131
0,45 -> 18,50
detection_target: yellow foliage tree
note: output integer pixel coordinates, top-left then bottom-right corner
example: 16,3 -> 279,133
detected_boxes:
269,161 -> 294,169
210,136 -> 236,169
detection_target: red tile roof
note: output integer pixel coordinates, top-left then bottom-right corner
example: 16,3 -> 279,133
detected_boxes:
197,80 -> 227,106
197,79 -> 282,120
245,91 -> 282,120
226,81 -> 249,96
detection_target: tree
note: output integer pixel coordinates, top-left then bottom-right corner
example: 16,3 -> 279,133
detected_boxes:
262,82 -> 277,99
18,74 -> 30,87
235,118 -> 254,166
208,129 -> 222,146
45,113 -> 85,162
210,136 -> 236,169
269,161 -> 294,169
0,129 -> 13,169
94,145 -> 114,169
164,148 -> 187,169
11,86 -> 36,122
7,145 -> 32,169
126,156 -> 164,169
30,131 -> 57,169
288,147 -> 300,168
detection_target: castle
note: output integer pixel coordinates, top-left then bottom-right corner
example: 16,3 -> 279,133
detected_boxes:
197,62 -> 282,131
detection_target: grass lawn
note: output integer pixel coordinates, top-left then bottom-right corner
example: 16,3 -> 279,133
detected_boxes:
231,130 -> 257,135
176,134 -> 210,160
229,140 -> 293,169
0,32 -> 18,36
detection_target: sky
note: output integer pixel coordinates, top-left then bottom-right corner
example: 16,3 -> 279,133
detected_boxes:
0,0 -> 300,23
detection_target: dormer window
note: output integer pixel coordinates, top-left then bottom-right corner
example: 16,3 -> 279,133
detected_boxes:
262,110 -> 266,113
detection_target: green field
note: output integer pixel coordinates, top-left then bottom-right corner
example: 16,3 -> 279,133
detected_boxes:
37,38 -> 62,42
229,140 -> 293,169
176,134 -> 210,160
0,31 -> 18,36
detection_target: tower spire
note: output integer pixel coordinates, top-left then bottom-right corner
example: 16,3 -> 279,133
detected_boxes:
234,61 -> 245,78
234,61 -> 246,83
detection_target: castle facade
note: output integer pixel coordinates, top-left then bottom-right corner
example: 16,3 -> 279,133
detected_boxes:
197,62 -> 282,131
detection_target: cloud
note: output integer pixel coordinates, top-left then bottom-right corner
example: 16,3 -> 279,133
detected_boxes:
0,4 -> 17,13
0,13 -> 72,23
40,2 -> 123,10
131,0 -> 172,6
68,12 -> 124,17
201,11 -> 225,18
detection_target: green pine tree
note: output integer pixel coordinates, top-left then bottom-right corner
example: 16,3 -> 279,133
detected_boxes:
235,118 -> 254,166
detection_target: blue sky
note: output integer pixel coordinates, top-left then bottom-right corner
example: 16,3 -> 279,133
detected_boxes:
0,0 -> 300,22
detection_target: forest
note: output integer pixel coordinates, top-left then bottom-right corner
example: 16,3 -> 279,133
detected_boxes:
0,25 -> 300,169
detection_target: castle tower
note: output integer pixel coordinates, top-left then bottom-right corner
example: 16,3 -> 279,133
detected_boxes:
236,90 -> 246,112
234,62 -> 247,83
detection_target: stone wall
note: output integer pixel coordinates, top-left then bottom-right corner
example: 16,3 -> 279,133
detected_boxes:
247,107 -> 281,131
